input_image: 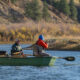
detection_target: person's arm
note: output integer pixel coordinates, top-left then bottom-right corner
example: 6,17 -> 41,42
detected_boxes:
37,40 -> 48,49
41,41 -> 48,48
13,46 -> 20,52
22,44 -> 35,50
17,46 -> 23,51
12,45 -> 22,52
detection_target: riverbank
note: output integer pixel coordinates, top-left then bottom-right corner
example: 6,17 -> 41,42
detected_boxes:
46,39 -> 80,51
0,39 -> 80,51
0,41 -> 33,44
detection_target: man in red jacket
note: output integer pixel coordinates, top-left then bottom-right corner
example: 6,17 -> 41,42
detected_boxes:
34,35 -> 50,57
23,35 -> 50,57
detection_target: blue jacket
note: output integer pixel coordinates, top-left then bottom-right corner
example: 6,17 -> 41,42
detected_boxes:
11,43 -> 22,53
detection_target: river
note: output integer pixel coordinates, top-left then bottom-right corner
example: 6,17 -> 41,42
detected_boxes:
0,44 -> 80,80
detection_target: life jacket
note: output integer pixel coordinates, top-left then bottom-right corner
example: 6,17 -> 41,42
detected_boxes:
11,43 -> 23,55
36,39 -> 48,49
33,44 -> 45,56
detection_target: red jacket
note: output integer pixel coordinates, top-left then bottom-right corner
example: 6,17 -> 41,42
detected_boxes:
36,39 -> 48,49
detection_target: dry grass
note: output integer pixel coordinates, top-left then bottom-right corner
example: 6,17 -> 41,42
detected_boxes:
47,38 -> 80,50
0,20 -> 80,42
0,1 -> 80,42
74,0 -> 80,4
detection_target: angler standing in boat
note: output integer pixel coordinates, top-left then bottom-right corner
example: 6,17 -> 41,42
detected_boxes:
11,39 -> 24,56
23,35 -> 50,57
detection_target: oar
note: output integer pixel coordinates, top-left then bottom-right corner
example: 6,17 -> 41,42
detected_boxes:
22,45 -> 34,50
22,46 -> 75,61
53,56 -> 75,61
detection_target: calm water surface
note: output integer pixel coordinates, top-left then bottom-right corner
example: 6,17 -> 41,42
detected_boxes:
0,44 -> 80,80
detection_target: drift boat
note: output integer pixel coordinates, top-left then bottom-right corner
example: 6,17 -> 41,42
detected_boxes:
0,57 -> 56,66
0,50 -> 75,66
0,51 -> 56,66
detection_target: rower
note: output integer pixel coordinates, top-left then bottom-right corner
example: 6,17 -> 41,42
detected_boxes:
24,35 -> 50,57
11,39 -> 24,56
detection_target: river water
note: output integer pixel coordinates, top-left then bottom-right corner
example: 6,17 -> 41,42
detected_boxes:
0,44 -> 80,80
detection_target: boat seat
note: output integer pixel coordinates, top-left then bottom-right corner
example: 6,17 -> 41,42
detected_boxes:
0,51 -> 6,55
33,54 -> 43,57
0,51 -> 7,57
11,54 -> 33,58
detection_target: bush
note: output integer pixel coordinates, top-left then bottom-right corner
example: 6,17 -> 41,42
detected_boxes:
69,0 -> 78,20
25,0 -> 42,21
59,0 -> 71,16
42,0 -> 50,21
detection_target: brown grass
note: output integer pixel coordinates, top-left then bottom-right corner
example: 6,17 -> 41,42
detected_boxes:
0,20 -> 80,42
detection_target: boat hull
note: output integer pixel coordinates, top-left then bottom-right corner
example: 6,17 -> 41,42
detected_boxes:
0,57 -> 56,66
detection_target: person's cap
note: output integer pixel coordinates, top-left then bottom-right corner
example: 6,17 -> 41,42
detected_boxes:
39,35 -> 44,40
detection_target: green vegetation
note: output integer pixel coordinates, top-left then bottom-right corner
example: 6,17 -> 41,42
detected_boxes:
47,0 -> 54,5
46,0 -> 78,21
59,0 -> 71,16
46,0 -> 59,8
69,0 -> 78,20
10,0 -> 17,3
0,0 -> 79,22
25,0 -> 50,21
42,0 -> 50,21
25,0 -> 42,21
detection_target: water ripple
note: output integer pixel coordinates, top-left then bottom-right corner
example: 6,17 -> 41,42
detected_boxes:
0,44 -> 80,80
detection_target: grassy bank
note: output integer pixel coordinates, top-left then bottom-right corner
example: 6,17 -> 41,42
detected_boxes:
47,38 -> 80,51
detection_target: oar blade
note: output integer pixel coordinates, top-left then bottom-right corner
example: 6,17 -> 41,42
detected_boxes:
64,57 -> 75,61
